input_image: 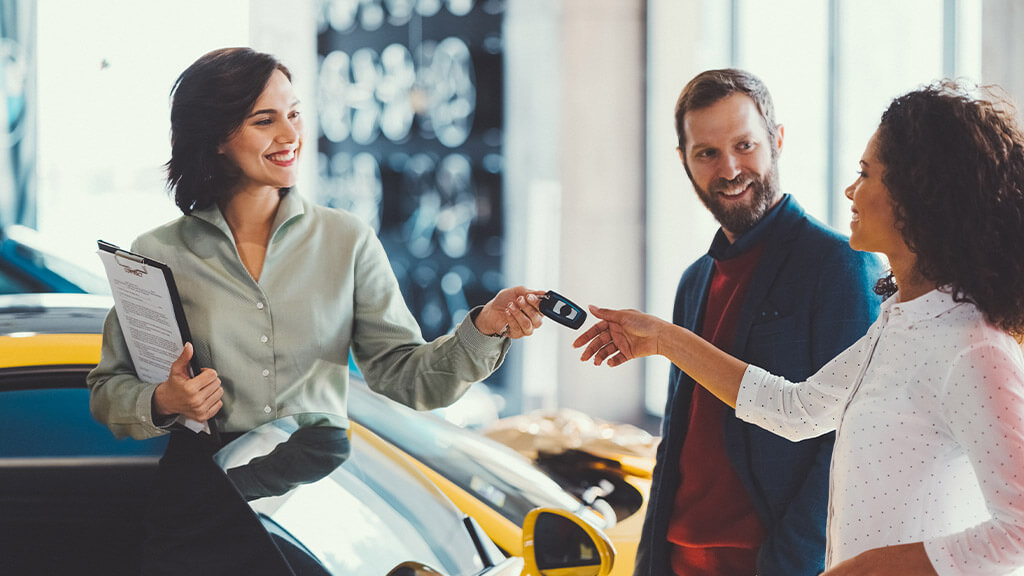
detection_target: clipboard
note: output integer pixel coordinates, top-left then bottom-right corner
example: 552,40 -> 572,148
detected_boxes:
97,240 -> 214,436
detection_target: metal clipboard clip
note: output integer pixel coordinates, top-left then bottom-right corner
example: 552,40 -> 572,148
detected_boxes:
114,250 -> 149,277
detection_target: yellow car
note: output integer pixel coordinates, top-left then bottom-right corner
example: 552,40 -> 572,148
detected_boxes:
0,292 -> 634,575
349,378 -> 652,576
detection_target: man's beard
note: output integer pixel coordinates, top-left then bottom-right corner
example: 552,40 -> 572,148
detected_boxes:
691,161 -> 781,238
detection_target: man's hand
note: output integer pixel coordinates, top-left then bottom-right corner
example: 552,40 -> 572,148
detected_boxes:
474,286 -> 547,339
152,342 -> 224,422
821,543 -> 936,576
573,305 -> 668,366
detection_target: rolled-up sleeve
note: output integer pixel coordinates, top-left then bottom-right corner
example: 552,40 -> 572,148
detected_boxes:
349,229 -> 510,410
736,342 -> 863,442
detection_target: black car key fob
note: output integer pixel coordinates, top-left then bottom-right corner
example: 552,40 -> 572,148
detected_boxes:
539,290 -> 587,330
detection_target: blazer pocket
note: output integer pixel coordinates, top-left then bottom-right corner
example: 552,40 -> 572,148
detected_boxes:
745,315 -> 809,370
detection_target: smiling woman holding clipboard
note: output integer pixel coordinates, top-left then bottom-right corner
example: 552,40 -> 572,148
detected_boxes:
86,47 -> 549,573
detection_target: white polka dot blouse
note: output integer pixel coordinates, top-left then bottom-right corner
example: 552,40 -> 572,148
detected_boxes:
737,289 -> 1024,576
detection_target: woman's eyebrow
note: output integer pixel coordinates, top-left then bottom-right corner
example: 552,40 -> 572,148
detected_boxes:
248,101 -> 300,118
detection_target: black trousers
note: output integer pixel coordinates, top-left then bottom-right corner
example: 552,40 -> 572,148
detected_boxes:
139,431 -> 292,576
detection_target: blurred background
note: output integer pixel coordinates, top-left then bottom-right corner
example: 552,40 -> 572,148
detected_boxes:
3,0 -> 1021,432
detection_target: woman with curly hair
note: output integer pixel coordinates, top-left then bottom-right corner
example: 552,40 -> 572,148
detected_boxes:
575,80 -> 1024,576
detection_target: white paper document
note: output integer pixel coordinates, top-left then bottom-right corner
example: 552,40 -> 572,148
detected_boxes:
97,242 -> 210,434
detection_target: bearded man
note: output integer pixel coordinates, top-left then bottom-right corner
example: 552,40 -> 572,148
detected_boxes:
634,69 -> 885,576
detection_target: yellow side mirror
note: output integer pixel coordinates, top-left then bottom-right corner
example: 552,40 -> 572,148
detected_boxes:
521,508 -> 615,576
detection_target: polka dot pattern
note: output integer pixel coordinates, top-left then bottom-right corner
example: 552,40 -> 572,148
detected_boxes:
737,290 -> 1024,575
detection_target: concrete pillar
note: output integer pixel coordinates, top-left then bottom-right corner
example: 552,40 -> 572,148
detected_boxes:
507,0 -> 647,424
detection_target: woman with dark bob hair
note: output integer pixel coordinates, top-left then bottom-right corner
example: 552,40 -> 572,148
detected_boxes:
87,47 -> 548,572
575,80 -> 1024,576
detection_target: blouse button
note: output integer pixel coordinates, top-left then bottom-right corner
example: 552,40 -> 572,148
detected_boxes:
263,405 -> 272,414
262,369 -> 270,377
260,335 -> 269,343
256,302 -> 265,310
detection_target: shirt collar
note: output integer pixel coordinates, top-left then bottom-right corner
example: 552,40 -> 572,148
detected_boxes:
883,286 -> 961,323
708,194 -> 791,261
269,190 -> 306,240
190,189 -> 307,242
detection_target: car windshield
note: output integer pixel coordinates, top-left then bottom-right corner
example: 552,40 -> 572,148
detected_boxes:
348,378 -> 594,528
214,414 -> 492,576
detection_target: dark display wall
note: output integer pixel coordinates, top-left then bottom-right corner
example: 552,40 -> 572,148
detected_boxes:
317,1 -> 507,367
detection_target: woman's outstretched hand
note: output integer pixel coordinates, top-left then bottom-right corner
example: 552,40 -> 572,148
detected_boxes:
574,305 -> 748,407
573,305 -> 668,367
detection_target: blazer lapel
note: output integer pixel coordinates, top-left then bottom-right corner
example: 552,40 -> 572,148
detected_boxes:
731,199 -> 806,352
675,257 -> 714,332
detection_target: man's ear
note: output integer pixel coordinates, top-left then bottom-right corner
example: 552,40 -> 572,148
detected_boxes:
677,146 -> 686,165
775,124 -> 784,152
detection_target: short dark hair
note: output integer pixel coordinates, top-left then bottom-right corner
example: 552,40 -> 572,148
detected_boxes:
674,68 -> 779,154
165,47 -> 291,215
875,80 -> 1024,335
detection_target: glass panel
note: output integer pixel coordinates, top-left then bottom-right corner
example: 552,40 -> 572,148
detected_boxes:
35,0 -> 249,265
736,0 -> 831,222
0,387 -> 166,458
348,378 -> 592,527
214,414 -> 487,576
834,0 -> 944,224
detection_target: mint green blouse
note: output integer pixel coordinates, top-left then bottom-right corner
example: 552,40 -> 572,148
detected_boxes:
87,192 -> 510,440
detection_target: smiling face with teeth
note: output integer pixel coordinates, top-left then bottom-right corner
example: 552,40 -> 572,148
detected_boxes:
681,93 -> 783,243
218,69 -> 303,197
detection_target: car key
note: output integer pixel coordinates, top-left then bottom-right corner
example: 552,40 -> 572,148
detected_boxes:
539,290 -> 587,330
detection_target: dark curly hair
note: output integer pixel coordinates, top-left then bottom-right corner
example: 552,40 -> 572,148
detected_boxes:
165,47 -> 291,215
874,80 -> 1024,335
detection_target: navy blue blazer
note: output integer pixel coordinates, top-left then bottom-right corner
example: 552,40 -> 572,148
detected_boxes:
634,195 -> 886,576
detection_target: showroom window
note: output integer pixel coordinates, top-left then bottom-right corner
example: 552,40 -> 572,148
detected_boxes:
32,0 -> 250,270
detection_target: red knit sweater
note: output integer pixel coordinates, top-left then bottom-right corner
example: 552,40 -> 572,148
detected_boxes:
667,243 -> 766,576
